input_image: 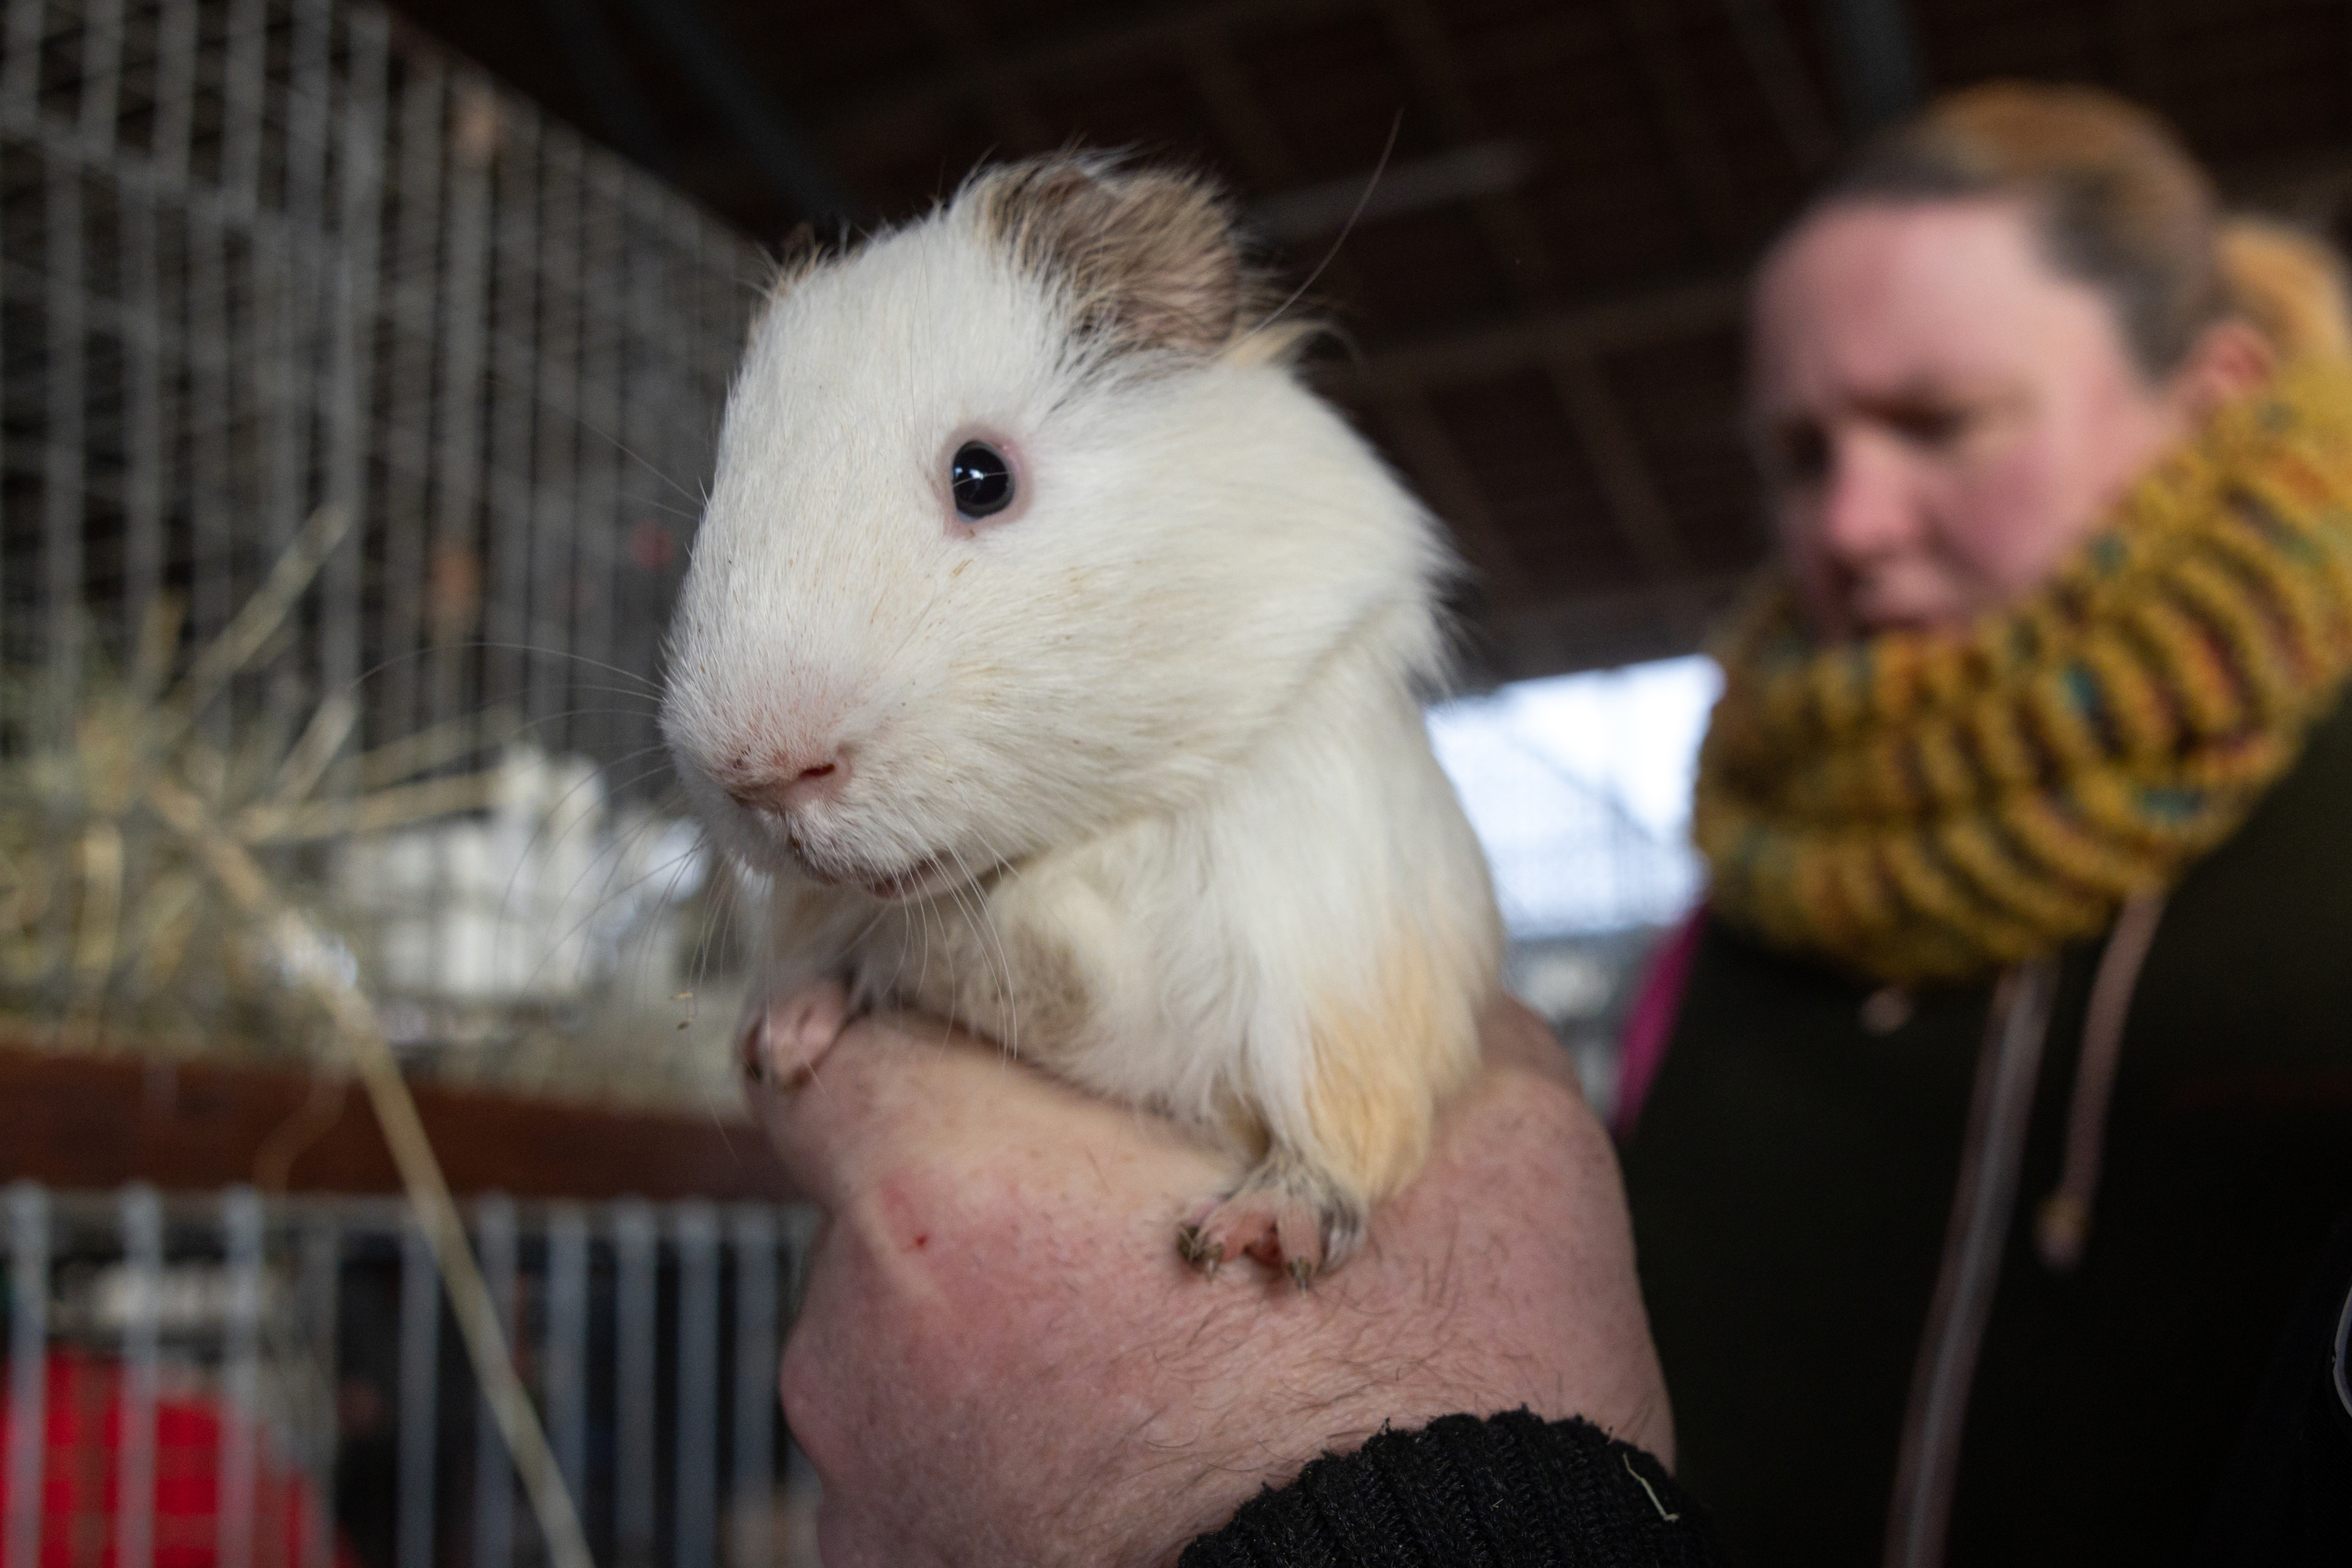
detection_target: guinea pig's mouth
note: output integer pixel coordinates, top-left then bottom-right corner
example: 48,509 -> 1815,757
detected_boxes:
779,832 -> 965,903
863,855 -> 954,903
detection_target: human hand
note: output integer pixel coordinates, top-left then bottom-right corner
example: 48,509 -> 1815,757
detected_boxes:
749,996 -> 1673,1568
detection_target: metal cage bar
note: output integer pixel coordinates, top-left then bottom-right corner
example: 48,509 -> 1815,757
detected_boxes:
115,1184 -> 162,1568
2,1186 -> 810,1568
0,0 -> 762,770
0,0 -> 767,1059
395,1218 -> 439,1568
672,1202 -> 718,1568
4,1185 -> 48,1568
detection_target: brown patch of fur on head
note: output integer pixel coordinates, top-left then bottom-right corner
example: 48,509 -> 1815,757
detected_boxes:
965,154 -> 1278,356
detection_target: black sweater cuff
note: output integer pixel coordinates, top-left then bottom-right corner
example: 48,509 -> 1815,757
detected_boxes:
1179,1410 -> 1725,1568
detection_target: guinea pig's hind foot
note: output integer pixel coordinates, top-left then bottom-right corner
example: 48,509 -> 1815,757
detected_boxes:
1178,1154 -> 1367,1290
739,979 -> 857,1094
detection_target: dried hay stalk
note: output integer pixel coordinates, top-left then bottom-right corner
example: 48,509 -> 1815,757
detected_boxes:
4,510 -> 599,1568
1,507 -> 502,1037
145,775 -> 595,1568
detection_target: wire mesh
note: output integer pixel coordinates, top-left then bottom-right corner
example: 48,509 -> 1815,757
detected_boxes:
0,1183 -> 815,1568
0,0 -> 769,1083
0,0 -> 760,768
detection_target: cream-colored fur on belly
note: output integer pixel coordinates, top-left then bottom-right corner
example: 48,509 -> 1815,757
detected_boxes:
769,622 -> 1503,1225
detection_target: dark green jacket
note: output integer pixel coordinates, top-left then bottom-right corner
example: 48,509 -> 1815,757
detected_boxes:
1623,692 -> 2352,1566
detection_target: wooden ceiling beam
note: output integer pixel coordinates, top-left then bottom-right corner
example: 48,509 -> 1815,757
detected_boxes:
605,0 -> 853,219
1370,0 -> 1710,598
1815,0 -> 1924,135
1252,142 -> 1537,241
1483,572 -> 1750,683
1367,0 -> 1702,600
1544,352 -> 1692,585
1370,385 -> 1533,600
1183,27 -> 1380,335
2103,0 -> 2169,111
1183,27 -> 1308,188
1371,0 -> 1564,297
823,0 -> 1375,149
1336,272 -> 1744,395
1716,0 -> 1840,176
1614,0 -> 1749,256
904,0 -> 1057,151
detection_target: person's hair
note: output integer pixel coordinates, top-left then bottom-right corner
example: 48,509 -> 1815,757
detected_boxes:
1817,81 -> 2351,372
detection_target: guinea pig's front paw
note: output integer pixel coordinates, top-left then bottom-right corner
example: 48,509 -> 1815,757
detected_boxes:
1176,1153 -> 1367,1291
739,979 -> 856,1095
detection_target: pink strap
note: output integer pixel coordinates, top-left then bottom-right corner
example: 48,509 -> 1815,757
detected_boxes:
1613,908 -> 1706,1140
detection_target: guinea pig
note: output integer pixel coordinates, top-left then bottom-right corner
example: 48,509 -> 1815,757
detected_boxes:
660,154 -> 1503,1283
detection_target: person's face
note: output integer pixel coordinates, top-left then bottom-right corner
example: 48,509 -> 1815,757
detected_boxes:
1749,198 -> 2193,639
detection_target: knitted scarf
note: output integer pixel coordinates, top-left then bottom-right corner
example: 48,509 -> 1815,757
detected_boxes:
1695,356 -> 2352,985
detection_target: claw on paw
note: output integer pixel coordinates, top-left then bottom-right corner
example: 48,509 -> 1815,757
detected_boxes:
1182,1184 -> 1327,1284
1175,1224 -> 1224,1277
1179,1151 -> 1366,1287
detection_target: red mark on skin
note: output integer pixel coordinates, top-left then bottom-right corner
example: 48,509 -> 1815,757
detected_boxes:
912,1233 -> 930,1250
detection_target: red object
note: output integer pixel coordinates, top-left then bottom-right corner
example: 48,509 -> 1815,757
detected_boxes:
1613,908 -> 1706,1140
0,1350 -> 361,1568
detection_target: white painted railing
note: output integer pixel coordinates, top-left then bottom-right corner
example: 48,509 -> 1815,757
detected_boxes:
2,1184 -> 819,1568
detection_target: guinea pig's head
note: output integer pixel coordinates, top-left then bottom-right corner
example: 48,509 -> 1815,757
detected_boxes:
662,154 -> 1447,901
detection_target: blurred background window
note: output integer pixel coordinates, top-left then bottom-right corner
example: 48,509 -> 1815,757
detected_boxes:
1430,654 -> 1721,1113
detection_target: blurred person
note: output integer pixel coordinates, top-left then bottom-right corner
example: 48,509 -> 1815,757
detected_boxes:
1618,82 -> 2352,1564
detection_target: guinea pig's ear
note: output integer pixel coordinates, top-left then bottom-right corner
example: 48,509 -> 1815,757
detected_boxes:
970,156 -> 1243,354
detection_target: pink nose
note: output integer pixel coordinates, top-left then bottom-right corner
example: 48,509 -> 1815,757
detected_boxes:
726,758 -> 846,816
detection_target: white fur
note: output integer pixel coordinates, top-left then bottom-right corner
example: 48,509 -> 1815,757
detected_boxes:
661,170 -> 1503,1232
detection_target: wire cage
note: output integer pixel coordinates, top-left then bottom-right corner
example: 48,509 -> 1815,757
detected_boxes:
3,1182 -> 818,1568
0,0 -> 769,1088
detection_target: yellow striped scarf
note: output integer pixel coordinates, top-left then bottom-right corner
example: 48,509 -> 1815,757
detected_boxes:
1695,356 -> 2352,984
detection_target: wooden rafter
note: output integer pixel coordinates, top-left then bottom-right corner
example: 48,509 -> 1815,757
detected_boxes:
1343,271 -> 1743,392
1369,0 -> 1695,595
2104,0 -> 2169,112
1615,0 -> 1748,256
1371,0 -> 1562,293
1816,0 -> 1923,133
1372,385 -> 1534,600
826,0 -> 1377,150
1716,0 -> 1840,175
1181,24 -> 1396,325
1184,26 -> 1307,189
1545,352 -> 1691,584
904,0 -> 1057,151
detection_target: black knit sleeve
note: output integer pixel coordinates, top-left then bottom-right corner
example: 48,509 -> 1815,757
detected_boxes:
1178,1410 -> 1727,1568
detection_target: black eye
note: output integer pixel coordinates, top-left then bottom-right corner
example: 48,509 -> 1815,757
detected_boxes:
950,440 -> 1016,520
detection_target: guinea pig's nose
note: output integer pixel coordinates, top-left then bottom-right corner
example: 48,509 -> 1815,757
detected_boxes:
726,758 -> 847,816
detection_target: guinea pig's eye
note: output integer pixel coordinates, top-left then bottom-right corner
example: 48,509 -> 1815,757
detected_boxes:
949,440 -> 1016,521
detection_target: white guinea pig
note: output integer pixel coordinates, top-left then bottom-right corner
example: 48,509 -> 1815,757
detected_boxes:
661,154 -> 1503,1283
